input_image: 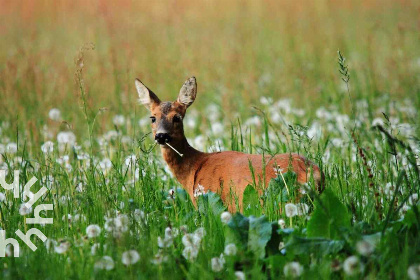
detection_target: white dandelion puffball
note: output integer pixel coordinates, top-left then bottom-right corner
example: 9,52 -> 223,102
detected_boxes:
94,256 -> 115,271
283,262 -> 303,278
408,264 -> 420,280
224,243 -> 237,256
356,240 -> 375,256
121,250 -> 140,266
343,256 -> 361,276
54,241 -> 70,254
278,219 -> 286,229
86,224 -> 102,238
211,253 -> 225,272
113,115 -> 125,126
41,141 -> 54,154
6,143 -> 18,154
19,203 -> 33,215
221,211 -> 232,224
235,271 -> 246,280
48,108 -> 61,121
285,203 -> 298,218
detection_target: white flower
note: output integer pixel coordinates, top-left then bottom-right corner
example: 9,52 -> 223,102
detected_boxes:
211,253 -> 225,272
19,203 -> 32,215
124,154 -> 137,167
296,203 -> 309,216
151,250 -> 168,265
133,209 -> 145,222
182,246 -> 199,262
221,211 -> 232,224
285,203 -> 298,218
343,256 -> 361,276
356,240 -> 374,256
91,243 -> 100,255
57,131 -> 76,145
211,122 -> 224,135
86,224 -> 101,238
193,184 -> 206,197
94,256 -> 115,270
224,243 -> 237,256
278,219 -> 286,229
41,141 -> 54,154
194,227 -> 206,239
48,108 -> 61,121
283,262 -> 303,278
99,158 -> 112,172
54,241 -> 70,254
182,233 -> 201,248
0,192 -> 6,202
408,264 -> 420,280
121,250 -> 140,266
6,143 -> 17,154
408,194 -> 419,206
113,115 -> 125,126
235,271 -> 246,280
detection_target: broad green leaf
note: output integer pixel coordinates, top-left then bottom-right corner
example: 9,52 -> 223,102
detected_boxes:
197,191 -> 226,217
242,184 -> 262,216
307,188 -> 350,239
285,236 -> 345,255
248,215 -> 273,258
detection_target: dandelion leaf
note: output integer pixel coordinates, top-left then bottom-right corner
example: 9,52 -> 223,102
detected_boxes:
248,215 -> 272,259
307,188 -> 350,239
242,184 -> 262,216
197,191 -> 226,217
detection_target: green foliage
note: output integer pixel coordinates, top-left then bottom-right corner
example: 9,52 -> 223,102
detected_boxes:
242,185 -> 261,216
306,188 -> 351,239
197,191 -> 226,217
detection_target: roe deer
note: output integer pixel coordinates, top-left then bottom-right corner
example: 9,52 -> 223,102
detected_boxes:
135,77 -> 324,212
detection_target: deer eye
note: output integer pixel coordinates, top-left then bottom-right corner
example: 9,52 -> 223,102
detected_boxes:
173,115 -> 181,123
150,116 -> 156,123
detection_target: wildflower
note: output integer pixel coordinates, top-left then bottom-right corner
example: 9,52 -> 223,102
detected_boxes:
408,264 -> 420,280
99,158 -> 112,172
0,192 -> 6,202
343,256 -> 361,276
54,241 -> 70,254
211,122 -> 224,135
151,250 -> 168,265
121,250 -> 140,266
356,240 -> 374,256
235,271 -> 246,280
224,243 -> 237,256
221,211 -> 232,224
48,108 -> 61,121
86,224 -> 101,238
57,131 -> 76,145
19,203 -> 32,215
296,203 -> 309,216
124,154 -> 137,167
41,141 -> 54,154
182,246 -> 199,262
278,219 -> 286,229
6,143 -> 17,154
283,262 -> 303,278
91,243 -> 100,255
211,253 -> 225,272
285,203 -> 298,218
113,115 -> 125,126
408,194 -> 419,206
193,184 -> 206,197
94,256 -> 115,271
133,209 -> 145,222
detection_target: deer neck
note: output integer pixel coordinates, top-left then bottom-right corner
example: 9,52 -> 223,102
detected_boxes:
160,137 -> 206,187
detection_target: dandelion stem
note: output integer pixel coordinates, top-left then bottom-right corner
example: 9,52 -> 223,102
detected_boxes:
165,142 -> 183,157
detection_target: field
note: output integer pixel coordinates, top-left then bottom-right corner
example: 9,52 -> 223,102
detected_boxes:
0,0 -> 419,279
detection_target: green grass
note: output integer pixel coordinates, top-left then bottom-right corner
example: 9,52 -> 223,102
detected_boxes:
0,0 -> 419,279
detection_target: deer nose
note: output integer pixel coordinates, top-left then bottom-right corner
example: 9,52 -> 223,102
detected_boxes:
155,133 -> 171,145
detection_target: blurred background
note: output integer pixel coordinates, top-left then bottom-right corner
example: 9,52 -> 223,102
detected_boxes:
0,0 -> 419,143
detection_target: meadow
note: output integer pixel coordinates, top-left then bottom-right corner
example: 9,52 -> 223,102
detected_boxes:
0,0 -> 419,279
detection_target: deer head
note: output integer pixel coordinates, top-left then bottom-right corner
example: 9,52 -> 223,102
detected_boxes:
135,77 -> 197,146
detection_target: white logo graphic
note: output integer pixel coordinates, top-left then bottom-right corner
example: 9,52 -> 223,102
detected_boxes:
0,170 -> 53,257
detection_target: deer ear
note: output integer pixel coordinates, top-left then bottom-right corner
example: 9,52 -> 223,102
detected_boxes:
177,77 -> 197,108
135,78 -> 160,110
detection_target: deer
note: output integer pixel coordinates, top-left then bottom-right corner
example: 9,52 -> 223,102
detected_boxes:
135,76 -> 324,212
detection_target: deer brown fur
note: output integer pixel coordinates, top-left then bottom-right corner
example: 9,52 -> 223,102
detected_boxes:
135,76 -> 324,212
